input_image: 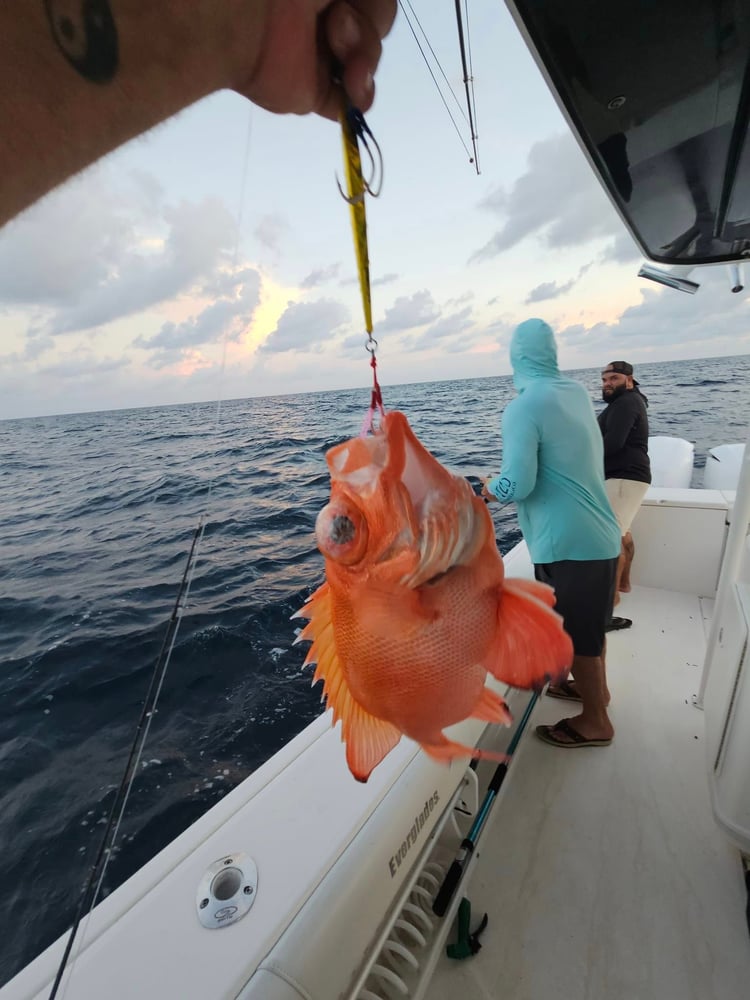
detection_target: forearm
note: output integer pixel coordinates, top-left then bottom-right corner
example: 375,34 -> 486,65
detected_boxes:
489,411 -> 538,501
0,1 -> 262,226
486,473 -> 515,502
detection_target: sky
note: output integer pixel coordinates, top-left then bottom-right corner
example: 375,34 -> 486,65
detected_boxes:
1,1 -> 750,420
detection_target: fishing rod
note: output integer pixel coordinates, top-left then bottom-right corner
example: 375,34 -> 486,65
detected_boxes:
454,0 -> 480,172
432,689 -> 539,917
47,519 -> 205,1000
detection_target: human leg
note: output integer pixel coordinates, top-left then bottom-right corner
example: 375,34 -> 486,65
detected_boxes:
605,479 -> 648,596
549,637 -> 611,705
537,654 -> 614,745
620,531 -> 635,592
536,557 -> 617,746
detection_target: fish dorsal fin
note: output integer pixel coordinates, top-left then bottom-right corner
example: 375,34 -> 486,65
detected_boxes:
295,581 -> 401,782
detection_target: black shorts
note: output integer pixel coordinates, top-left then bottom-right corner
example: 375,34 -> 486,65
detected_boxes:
534,558 -> 618,657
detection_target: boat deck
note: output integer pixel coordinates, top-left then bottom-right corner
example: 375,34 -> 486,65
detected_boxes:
427,584 -> 750,1000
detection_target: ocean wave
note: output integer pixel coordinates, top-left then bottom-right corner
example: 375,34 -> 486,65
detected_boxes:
0,355 -> 748,986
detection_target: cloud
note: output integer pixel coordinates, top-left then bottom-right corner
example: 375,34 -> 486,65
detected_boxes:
403,306 -> 476,352
301,263 -> 341,288
135,270 -> 262,365
446,291 -> 475,308
601,230 -> 642,264
38,354 -> 131,378
471,133 -> 623,262
254,213 -> 289,255
379,290 -> 440,332
200,267 -> 257,298
372,272 -> 399,287
0,169 -> 241,342
556,267 -> 750,358
526,278 -> 576,303
260,298 -> 350,353
340,270 -> 399,288
0,172 -> 134,309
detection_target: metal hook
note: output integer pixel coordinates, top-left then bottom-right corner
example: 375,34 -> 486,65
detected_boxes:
347,106 -> 384,197
335,100 -> 383,205
336,176 -> 365,205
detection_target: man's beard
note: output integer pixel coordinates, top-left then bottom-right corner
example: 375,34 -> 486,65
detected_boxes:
602,384 -> 628,403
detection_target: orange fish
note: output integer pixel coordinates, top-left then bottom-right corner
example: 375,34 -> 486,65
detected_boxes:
295,411 -> 573,782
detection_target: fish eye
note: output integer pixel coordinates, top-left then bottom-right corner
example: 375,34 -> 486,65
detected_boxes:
315,502 -> 368,565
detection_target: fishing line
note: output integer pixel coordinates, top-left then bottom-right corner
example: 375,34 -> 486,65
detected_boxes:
399,0 -> 469,125
49,105 -> 255,1000
398,0 -> 474,163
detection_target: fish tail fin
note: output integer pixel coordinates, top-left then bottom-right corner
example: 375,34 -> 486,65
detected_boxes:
469,685 -> 513,725
486,577 -> 573,689
421,736 -> 510,766
293,581 -> 401,783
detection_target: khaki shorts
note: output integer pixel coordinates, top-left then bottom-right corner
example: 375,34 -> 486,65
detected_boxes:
605,478 -> 649,534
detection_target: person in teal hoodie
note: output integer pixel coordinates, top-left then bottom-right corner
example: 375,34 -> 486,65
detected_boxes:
483,318 -> 621,748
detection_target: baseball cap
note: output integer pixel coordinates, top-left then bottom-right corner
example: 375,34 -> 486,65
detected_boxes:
602,360 -> 639,386
602,361 -> 633,376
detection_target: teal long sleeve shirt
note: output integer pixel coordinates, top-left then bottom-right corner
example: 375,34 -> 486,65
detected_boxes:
487,319 -> 621,565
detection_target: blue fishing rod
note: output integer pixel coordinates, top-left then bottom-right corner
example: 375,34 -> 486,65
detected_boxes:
432,690 -> 539,917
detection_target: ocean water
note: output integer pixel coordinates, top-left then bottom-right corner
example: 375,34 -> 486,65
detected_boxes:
0,354 -> 748,986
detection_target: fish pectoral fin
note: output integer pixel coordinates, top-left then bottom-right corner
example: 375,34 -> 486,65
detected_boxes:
295,581 -> 401,782
485,578 -> 573,689
469,686 -> 513,725
343,702 -> 402,783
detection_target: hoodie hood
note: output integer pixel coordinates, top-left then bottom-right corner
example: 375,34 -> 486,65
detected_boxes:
509,318 -> 560,391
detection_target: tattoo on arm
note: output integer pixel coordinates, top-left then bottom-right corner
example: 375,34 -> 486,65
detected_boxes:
44,0 -> 118,83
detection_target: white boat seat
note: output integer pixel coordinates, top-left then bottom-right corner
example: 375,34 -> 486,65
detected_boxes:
703,442 -> 746,490
647,435 -> 694,488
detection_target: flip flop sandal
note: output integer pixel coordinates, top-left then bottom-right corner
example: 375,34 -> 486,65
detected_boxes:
535,718 -> 613,748
546,680 -> 582,702
606,616 -> 632,632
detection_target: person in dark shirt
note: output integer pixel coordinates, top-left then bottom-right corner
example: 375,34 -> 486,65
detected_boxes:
598,361 -> 651,627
